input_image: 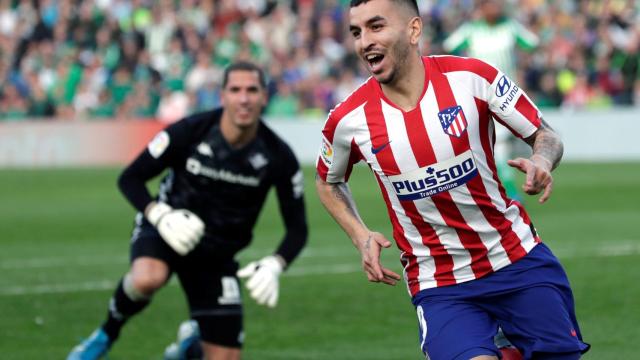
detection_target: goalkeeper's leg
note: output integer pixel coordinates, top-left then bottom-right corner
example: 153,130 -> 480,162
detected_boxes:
101,257 -> 170,340
67,257 -> 170,360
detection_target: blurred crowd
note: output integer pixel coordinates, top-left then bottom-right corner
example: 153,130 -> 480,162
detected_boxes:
0,0 -> 638,121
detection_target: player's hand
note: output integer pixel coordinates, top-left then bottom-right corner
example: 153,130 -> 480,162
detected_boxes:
356,232 -> 401,286
146,202 -> 205,255
237,255 -> 284,308
507,155 -> 554,203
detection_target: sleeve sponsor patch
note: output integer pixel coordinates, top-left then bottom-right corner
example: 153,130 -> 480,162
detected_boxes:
148,131 -> 170,159
319,136 -> 334,166
490,74 -> 523,115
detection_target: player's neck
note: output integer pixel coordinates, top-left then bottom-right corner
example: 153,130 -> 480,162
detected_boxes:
380,55 -> 425,112
220,116 -> 259,148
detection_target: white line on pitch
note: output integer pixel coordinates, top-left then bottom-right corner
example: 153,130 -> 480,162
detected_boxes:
0,263 -> 363,296
1,240 -> 639,296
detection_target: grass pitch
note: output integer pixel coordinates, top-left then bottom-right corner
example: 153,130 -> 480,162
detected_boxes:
1,162 -> 639,359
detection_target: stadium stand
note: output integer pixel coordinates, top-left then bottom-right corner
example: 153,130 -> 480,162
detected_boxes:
0,0 -> 638,121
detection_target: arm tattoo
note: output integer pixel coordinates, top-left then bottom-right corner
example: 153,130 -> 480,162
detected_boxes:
527,119 -> 564,170
364,232 -> 372,252
330,182 -> 360,219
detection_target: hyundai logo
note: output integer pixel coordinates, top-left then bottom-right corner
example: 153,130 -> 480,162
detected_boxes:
495,75 -> 512,97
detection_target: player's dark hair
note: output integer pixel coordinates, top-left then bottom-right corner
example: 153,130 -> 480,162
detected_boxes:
222,61 -> 267,89
350,0 -> 419,17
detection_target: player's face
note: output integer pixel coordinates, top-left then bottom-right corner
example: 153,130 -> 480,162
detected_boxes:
480,0 -> 503,22
221,70 -> 267,128
349,0 -> 413,85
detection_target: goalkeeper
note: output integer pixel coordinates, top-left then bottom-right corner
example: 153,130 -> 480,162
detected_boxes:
67,61 -> 308,360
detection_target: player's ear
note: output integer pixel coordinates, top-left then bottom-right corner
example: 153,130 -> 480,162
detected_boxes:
408,16 -> 422,46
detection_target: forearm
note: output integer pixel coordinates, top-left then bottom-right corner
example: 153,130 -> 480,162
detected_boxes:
118,151 -> 168,212
526,119 -> 564,171
118,167 -> 154,213
315,175 -> 369,247
274,217 -> 308,267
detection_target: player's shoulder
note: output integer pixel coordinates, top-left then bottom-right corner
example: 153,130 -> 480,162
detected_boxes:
428,55 -> 499,83
179,108 -> 222,129
257,121 -> 297,159
326,77 -> 376,123
166,108 -> 221,140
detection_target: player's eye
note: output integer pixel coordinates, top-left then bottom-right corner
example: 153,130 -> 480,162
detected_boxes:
350,29 -> 360,39
371,23 -> 383,31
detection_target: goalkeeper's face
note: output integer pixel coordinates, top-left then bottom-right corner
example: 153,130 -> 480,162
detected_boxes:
221,70 -> 268,129
349,0 -> 416,85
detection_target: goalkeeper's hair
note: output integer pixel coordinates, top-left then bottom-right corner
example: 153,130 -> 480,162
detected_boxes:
349,0 -> 419,17
222,61 -> 267,89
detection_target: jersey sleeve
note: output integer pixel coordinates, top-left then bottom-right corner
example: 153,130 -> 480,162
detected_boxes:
316,113 -> 357,183
117,118 -> 192,212
486,67 -> 542,139
273,144 -> 308,266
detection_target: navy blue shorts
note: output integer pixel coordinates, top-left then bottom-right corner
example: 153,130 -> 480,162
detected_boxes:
412,243 -> 590,360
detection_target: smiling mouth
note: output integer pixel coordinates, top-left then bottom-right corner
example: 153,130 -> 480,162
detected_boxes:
366,53 -> 385,67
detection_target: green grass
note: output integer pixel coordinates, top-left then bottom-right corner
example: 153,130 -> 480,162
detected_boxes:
1,162 -> 639,359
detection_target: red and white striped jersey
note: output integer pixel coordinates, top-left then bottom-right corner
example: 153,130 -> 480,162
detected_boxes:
317,56 -> 543,296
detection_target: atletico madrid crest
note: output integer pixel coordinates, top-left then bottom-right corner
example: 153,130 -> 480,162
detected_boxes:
437,105 -> 468,138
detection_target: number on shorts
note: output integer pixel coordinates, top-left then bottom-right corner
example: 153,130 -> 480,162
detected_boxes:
218,276 -> 241,305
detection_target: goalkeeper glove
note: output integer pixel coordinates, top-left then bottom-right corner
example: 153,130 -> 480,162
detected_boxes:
145,202 -> 205,255
237,255 -> 285,308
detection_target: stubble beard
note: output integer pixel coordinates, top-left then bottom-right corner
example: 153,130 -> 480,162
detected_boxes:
377,38 -> 411,85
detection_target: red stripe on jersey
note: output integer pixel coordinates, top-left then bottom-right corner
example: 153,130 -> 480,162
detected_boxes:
430,55 -> 499,83
317,156 -> 329,181
364,98 -> 456,288
373,171 -> 420,294
321,114 -> 340,143
515,95 -> 542,129
474,98 -> 528,261
490,111 -> 521,139
429,62 -> 494,277
514,200 -> 542,243
478,102 -> 510,204
328,78 -> 375,123
344,139 -> 364,181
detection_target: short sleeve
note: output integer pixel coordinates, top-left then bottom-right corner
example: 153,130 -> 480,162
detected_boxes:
316,114 -> 355,183
486,70 -> 542,138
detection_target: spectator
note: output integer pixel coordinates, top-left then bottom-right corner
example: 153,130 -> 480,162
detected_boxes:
1,0 -> 639,123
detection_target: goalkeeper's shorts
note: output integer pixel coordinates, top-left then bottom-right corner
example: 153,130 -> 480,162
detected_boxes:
130,217 -> 244,348
412,243 -> 590,360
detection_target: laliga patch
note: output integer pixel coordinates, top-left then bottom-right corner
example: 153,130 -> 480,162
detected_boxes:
319,136 -> 334,166
148,131 -> 170,159
388,150 -> 479,201
438,105 -> 468,138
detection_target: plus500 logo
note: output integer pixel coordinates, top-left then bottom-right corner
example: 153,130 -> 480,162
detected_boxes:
388,150 -> 479,201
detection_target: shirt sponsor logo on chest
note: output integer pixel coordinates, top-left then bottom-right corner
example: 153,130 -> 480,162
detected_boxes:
186,158 -> 261,187
388,150 -> 479,200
